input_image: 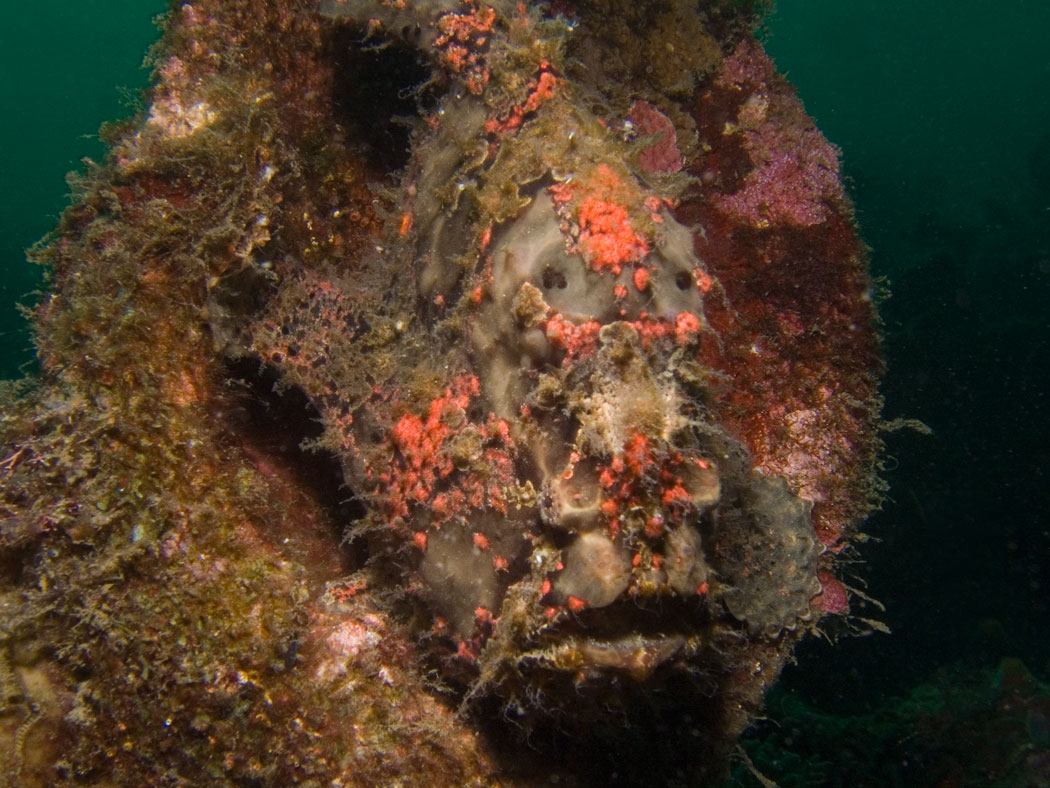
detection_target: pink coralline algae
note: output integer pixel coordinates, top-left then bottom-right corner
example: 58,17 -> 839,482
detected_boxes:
709,38 -> 845,228
813,570 -> 850,615
628,99 -> 685,173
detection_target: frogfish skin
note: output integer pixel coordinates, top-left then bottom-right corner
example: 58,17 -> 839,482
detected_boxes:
208,0 -> 883,777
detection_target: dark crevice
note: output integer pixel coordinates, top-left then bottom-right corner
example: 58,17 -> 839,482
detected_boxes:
220,357 -> 366,570
327,25 -> 440,173
0,543 -> 32,589
539,595 -> 713,641
470,658 -> 738,788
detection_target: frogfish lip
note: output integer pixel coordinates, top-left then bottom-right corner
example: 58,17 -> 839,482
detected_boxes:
520,632 -> 692,682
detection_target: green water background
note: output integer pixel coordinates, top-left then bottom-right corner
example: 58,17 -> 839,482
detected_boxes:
2,0 -> 1049,780
0,0 -> 163,373
764,0 -> 1050,711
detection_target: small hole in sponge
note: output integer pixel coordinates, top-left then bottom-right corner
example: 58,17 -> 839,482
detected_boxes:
542,265 -> 569,291
675,270 -> 694,291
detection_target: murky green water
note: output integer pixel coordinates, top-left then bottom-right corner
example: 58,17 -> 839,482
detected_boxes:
0,0 -> 163,377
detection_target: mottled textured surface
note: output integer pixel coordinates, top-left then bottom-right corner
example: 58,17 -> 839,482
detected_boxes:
0,1 -> 881,785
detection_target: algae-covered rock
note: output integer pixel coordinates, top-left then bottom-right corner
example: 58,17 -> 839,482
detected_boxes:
0,1 -> 882,785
